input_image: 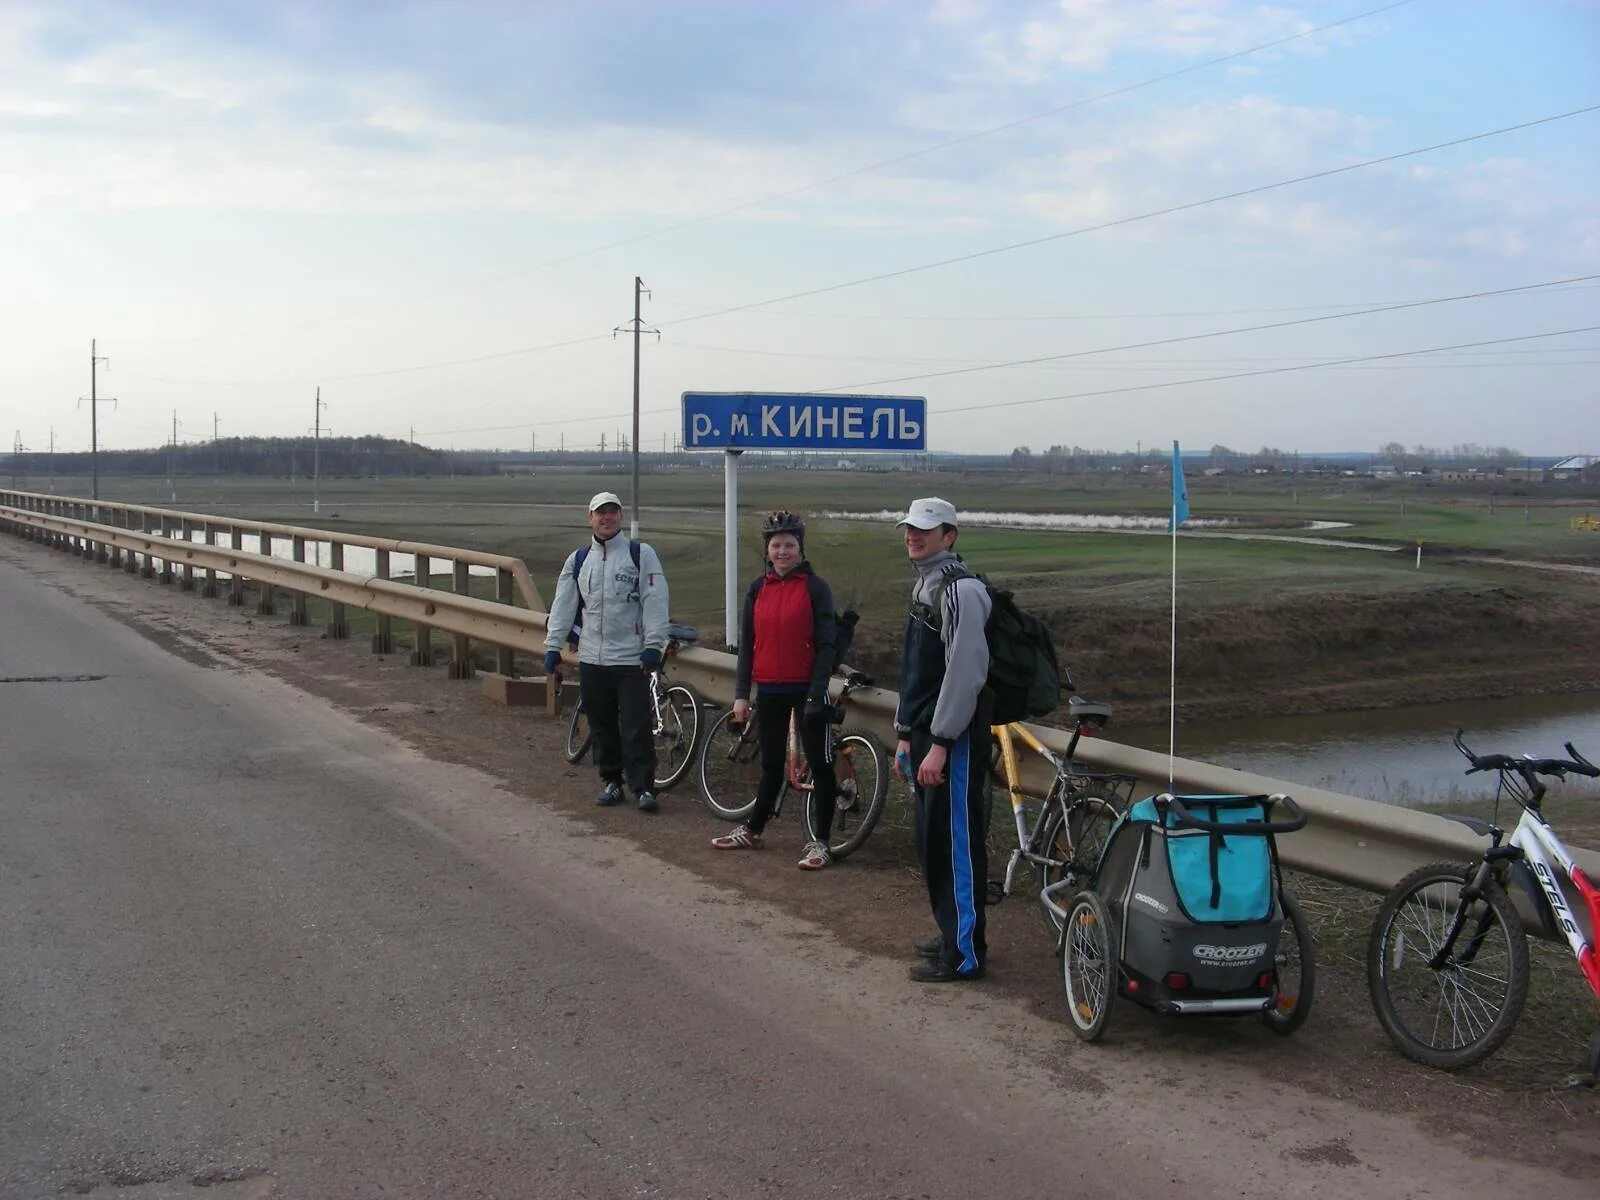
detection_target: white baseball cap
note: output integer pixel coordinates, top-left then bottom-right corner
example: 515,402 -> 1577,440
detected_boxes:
588,491 -> 623,512
896,497 -> 958,530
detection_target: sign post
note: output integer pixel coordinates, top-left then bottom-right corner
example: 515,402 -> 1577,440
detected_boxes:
681,392 -> 927,649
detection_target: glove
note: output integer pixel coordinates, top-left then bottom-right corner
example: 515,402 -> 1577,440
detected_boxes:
640,648 -> 663,672
804,694 -> 828,719
543,651 -> 562,674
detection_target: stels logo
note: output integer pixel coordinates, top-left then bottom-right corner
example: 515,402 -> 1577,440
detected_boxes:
1193,942 -> 1267,964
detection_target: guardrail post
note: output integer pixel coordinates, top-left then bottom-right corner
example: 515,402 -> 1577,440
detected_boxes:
495,567 -> 516,676
93,503 -> 108,563
179,519 -> 197,591
449,560 -> 474,680
256,532 -> 276,614
201,523 -> 218,597
140,512 -> 156,579
159,516 -> 175,585
290,536 -> 309,625
125,511 -> 141,575
372,549 -> 394,653
229,527 -> 245,605
410,553 -> 434,667
72,502 -> 86,558
107,509 -> 123,569
326,543 -> 348,639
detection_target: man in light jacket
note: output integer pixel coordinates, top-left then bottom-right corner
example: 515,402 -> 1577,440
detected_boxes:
545,492 -> 671,812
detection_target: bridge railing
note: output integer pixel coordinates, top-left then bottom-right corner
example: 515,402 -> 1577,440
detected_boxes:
4,492 -> 1593,924
0,489 -> 542,678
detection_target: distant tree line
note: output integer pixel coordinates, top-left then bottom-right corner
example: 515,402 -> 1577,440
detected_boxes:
8,436 -> 474,479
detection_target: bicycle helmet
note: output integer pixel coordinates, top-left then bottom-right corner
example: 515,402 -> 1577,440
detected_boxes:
760,510 -> 806,544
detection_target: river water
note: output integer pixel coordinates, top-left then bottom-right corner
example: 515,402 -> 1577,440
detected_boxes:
1120,692 -> 1600,806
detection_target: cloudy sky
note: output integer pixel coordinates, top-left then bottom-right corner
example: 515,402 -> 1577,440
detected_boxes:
2,0 -> 1596,458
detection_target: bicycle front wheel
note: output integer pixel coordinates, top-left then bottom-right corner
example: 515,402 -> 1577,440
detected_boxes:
1262,888 -> 1316,1035
1035,792 -> 1120,933
696,706 -> 762,822
1366,863 -> 1529,1071
563,699 -> 590,764
804,729 -> 888,860
652,682 -> 704,792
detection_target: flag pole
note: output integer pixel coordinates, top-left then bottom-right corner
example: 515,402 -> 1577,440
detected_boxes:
1168,440 -> 1187,790
1169,502 -> 1178,789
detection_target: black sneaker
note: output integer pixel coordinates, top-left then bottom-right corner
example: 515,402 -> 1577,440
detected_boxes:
909,959 -> 985,984
636,790 -> 659,813
594,782 -> 624,807
913,936 -> 942,959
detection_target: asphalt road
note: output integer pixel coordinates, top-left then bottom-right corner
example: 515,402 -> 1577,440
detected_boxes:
0,548 -> 1573,1198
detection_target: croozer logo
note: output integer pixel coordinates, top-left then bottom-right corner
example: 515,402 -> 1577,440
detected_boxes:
1193,943 -> 1267,964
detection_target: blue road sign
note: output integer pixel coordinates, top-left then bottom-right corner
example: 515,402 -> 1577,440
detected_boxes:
682,392 -> 926,451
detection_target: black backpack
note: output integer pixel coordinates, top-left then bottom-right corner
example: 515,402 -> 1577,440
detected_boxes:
930,567 -> 1063,725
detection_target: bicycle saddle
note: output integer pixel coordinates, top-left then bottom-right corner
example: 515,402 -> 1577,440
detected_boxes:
846,670 -> 875,689
666,622 -> 699,644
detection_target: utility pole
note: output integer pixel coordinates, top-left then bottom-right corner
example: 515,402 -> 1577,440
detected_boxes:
79,339 -> 116,501
48,426 -> 55,492
10,432 -> 25,488
614,276 -> 658,538
313,387 -> 328,514
167,410 -> 180,502
214,412 -> 221,474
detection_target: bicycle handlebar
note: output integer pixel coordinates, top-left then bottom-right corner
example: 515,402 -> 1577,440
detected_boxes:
1161,793 -> 1308,835
1454,728 -> 1597,782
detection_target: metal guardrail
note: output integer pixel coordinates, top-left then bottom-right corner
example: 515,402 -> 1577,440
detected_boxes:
5,492 -> 1594,923
0,493 -> 542,678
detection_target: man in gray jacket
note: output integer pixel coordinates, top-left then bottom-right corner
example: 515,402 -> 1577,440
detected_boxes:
545,492 -> 671,812
892,497 -> 992,982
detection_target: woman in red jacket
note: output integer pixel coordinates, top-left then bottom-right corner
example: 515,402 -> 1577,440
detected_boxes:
710,511 -> 840,869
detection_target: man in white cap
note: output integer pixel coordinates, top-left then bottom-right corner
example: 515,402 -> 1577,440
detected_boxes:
893,497 -> 992,982
545,492 -> 671,812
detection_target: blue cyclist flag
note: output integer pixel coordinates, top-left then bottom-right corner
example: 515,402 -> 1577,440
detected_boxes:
1169,440 -> 1190,531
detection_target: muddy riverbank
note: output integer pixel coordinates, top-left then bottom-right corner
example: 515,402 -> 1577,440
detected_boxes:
847,573 -> 1600,726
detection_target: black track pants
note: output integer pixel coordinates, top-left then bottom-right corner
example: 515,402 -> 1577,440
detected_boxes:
911,722 -> 991,975
746,691 -> 836,839
580,662 -> 656,796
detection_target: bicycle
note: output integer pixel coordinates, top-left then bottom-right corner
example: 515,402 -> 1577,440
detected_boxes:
696,670 -> 888,860
560,623 -> 707,792
1366,730 -> 1600,1077
989,688 -> 1138,934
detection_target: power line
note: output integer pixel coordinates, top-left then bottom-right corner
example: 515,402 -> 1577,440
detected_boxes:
415,325 -> 1597,439
934,325 -> 1600,417
151,107 -> 1600,395
804,274 -> 1600,392
729,282 -> 1600,322
491,0 -> 1420,278
654,105 -> 1600,330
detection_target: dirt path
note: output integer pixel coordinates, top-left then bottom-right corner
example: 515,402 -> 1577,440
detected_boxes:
6,538 -> 1597,1180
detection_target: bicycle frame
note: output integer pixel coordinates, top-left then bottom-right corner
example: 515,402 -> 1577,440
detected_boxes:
1509,809 -> 1600,997
992,716 -> 1137,902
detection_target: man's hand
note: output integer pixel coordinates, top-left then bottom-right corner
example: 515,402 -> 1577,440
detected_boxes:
731,699 -> 751,727
640,648 -> 663,673
543,651 -> 563,676
893,739 -> 912,782
917,743 -> 948,787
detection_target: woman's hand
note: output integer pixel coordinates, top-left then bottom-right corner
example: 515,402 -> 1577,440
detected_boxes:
732,699 -> 751,727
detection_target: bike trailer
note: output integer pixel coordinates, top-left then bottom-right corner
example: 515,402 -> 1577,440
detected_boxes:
1092,793 -> 1306,1015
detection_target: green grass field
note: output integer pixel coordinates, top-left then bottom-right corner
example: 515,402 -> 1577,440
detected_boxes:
26,468 -> 1600,721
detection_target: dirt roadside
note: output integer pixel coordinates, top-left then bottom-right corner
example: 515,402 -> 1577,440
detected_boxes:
7,539 -> 1597,1176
